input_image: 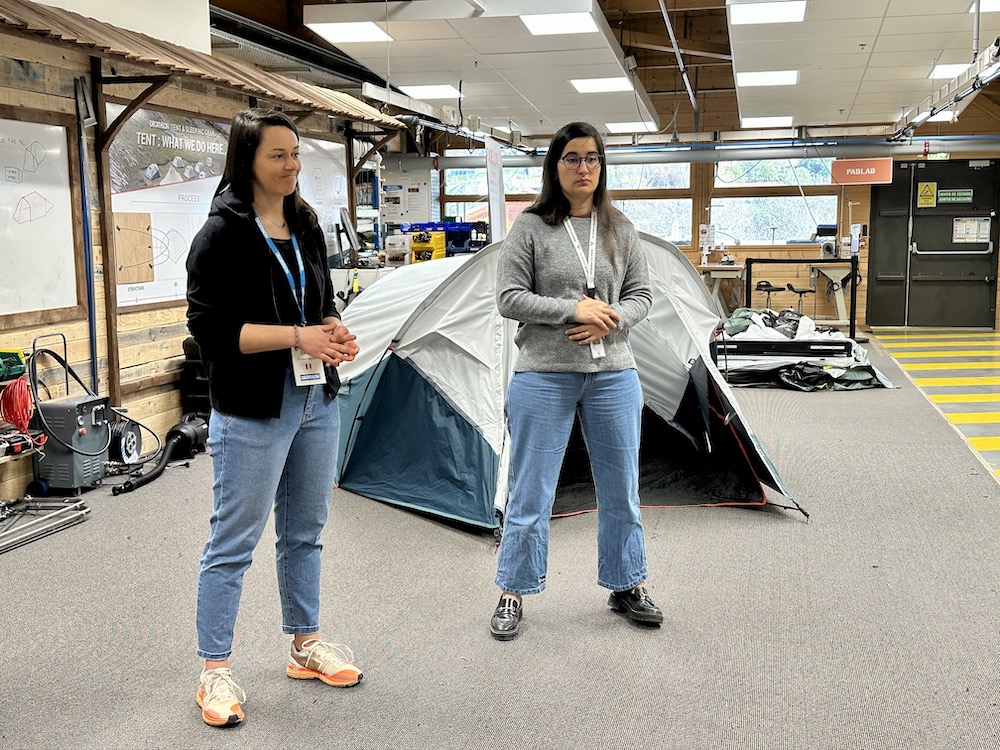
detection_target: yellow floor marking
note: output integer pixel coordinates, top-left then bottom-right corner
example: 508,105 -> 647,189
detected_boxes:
947,412 -> 1000,424
969,437 -> 1000,451
882,339 -> 1000,354
890,350 -> 1000,358
874,333 -> 1000,340
930,394 -> 1000,403
902,361 -> 1000,371
913,376 -> 1000,386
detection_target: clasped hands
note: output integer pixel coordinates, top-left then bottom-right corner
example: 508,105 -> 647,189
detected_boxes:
566,296 -> 620,346
298,322 -> 359,366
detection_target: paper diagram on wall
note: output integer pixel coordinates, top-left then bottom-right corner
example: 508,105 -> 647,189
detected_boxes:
13,191 -> 54,223
108,104 -> 229,305
114,212 -> 155,284
0,116 -> 78,317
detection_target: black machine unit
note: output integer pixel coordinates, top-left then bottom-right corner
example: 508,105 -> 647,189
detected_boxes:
32,394 -> 110,491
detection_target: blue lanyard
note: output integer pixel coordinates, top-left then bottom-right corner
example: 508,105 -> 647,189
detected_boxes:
254,215 -> 306,325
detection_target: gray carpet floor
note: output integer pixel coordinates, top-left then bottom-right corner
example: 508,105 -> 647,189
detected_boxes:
2,344 -> 999,750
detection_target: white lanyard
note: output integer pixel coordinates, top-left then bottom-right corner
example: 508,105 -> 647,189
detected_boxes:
563,215 -> 598,297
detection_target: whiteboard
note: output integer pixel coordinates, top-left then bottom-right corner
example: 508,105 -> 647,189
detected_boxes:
0,117 -> 78,316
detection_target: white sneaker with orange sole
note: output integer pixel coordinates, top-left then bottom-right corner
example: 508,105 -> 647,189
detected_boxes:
287,639 -> 363,687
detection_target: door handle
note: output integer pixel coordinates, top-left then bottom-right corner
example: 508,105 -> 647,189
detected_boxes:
910,240 -> 993,255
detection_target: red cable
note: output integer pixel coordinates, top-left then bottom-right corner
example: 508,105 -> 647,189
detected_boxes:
0,376 -> 46,446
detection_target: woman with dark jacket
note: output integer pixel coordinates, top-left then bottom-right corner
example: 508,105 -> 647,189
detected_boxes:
186,108 -> 361,728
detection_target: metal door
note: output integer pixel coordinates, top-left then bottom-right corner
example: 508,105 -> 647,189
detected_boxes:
867,160 -> 998,327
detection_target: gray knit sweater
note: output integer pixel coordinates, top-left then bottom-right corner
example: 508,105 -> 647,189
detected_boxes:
496,211 -> 652,373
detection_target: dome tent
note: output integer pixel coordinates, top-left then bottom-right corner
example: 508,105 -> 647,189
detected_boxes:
334,235 -> 799,533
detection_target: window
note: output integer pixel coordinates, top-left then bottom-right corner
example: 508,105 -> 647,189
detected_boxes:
607,162 -> 690,190
444,167 -> 542,196
709,196 -> 837,245
613,199 -> 693,245
715,157 -> 833,187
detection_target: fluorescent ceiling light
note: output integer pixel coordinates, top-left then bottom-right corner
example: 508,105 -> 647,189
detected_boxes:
930,63 -> 970,79
605,121 -> 657,133
928,111 -> 956,122
740,115 -> 794,128
735,70 -> 799,87
969,1 -> 1000,11
400,84 -> 463,100
729,1 -> 806,25
570,77 -> 633,93
521,12 -> 598,36
911,111 -> 932,125
305,21 -> 392,43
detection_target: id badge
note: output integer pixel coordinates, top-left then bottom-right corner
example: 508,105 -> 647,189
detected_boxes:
292,349 -> 325,386
590,340 -> 606,359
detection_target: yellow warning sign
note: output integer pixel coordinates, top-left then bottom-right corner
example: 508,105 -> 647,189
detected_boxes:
917,181 -> 937,208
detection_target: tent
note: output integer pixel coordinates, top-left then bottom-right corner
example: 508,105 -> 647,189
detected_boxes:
334,235 -> 800,533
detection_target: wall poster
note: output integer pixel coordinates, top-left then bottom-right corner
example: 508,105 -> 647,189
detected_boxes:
109,103 -> 229,307
109,107 -> 349,307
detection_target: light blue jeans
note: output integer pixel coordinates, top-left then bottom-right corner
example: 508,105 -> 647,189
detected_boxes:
196,370 -> 340,660
495,369 -> 648,596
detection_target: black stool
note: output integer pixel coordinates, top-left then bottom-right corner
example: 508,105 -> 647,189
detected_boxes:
786,283 -> 815,314
755,280 -> 784,309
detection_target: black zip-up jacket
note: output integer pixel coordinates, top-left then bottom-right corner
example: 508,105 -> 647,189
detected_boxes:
186,189 -> 340,419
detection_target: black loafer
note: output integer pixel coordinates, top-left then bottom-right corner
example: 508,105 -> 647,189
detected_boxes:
490,596 -> 523,640
608,585 -> 663,625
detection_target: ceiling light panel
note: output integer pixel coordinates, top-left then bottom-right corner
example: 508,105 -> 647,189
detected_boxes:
521,12 -> 599,36
970,1 -> 1000,12
729,1 -> 807,25
570,77 -> 633,93
930,63 -> 971,79
740,116 -> 794,128
736,70 -> 799,86
605,121 -> 657,133
306,22 -> 393,43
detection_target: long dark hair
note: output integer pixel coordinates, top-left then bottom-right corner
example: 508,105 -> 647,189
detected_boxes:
215,108 -> 317,229
527,121 -> 627,260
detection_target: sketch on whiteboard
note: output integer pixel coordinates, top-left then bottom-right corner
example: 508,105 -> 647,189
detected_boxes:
5,166 -> 22,183
13,191 -> 54,223
22,141 -> 46,172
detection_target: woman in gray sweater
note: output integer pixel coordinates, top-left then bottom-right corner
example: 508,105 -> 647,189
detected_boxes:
490,121 -> 663,641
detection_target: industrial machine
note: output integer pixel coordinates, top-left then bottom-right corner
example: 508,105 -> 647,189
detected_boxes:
32,393 -> 111,492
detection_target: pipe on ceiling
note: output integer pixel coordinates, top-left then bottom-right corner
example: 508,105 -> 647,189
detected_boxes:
387,136 -> 1000,170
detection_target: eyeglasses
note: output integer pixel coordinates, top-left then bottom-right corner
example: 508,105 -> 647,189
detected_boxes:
558,153 -> 603,170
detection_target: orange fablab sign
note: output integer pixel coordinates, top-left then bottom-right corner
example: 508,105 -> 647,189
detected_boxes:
831,158 -> 894,185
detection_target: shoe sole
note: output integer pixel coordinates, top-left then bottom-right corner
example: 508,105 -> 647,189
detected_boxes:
286,663 -> 363,687
196,693 -> 243,727
490,627 -> 519,641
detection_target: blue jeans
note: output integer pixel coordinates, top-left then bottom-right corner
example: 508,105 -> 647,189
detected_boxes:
196,370 -> 340,660
495,370 -> 648,596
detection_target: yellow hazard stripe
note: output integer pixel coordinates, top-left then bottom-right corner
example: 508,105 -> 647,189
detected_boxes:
890,350 -> 1000,358
881,340 -> 1000,349
947,412 -> 1000,423
902,361 -> 1000,371
930,393 -> 1000,402
875,333 -> 1000,340
969,436 -> 1000,451
913,376 -> 1000,386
